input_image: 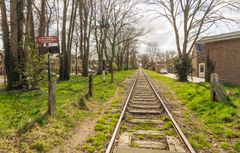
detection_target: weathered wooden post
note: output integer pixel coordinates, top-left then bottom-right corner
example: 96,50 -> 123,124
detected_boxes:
3,70 -> 6,87
210,73 -> 228,102
48,81 -> 56,116
88,73 -> 94,97
210,73 -> 218,102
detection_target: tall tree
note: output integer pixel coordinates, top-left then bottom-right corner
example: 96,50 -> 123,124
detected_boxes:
8,0 -> 27,89
39,0 -> 46,36
0,0 -> 12,89
59,0 -> 70,80
26,0 -> 35,41
79,0 -> 94,77
67,0 -> 79,73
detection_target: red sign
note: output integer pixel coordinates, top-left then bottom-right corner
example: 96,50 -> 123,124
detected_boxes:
36,36 -> 58,44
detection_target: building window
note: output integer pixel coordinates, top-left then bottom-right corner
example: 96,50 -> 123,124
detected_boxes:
200,65 -> 204,72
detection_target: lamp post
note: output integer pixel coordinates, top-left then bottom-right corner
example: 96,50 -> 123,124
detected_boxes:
101,19 -> 110,82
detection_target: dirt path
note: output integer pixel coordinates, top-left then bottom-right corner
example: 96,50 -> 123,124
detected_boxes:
49,87 -> 121,153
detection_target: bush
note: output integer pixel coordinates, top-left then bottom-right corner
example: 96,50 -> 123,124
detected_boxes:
78,96 -> 87,109
173,55 -> 192,82
205,55 -> 215,82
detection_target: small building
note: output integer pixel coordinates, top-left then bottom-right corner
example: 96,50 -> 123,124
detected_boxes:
0,50 -> 4,76
192,31 -> 240,85
155,61 -> 174,73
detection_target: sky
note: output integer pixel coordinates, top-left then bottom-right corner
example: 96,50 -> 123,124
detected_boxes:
137,2 -> 240,54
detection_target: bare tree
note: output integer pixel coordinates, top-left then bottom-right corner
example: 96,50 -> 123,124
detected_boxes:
59,0 -> 69,80
67,0 -> 79,73
105,0 -> 140,83
79,0 -> 94,77
146,0 -> 238,81
145,42 -> 159,64
39,0 -> 46,36
140,54 -> 150,69
0,0 -> 12,89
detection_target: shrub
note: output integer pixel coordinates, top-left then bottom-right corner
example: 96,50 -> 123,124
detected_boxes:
173,55 -> 192,82
78,96 -> 87,109
205,55 -> 215,82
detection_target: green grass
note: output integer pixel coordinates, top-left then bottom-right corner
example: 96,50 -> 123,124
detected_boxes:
81,89 -> 124,153
145,70 -> 240,151
0,70 -> 135,152
189,134 -> 211,149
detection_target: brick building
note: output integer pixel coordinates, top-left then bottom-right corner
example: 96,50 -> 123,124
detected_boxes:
192,31 -> 240,85
0,50 -> 4,76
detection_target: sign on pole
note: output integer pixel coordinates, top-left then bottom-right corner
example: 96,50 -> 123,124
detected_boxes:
39,46 -> 60,55
36,36 -> 59,44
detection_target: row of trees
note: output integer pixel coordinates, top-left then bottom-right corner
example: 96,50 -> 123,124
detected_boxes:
0,0 -> 144,90
140,42 -> 176,70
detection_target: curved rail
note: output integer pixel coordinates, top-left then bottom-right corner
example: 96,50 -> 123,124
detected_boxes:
142,70 -> 196,153
106,71 -> 140,153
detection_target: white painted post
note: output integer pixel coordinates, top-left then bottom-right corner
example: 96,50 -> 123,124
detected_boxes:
211,73 -> 218,83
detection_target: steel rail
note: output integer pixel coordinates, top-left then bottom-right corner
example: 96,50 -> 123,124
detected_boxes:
105,71 -> 140,153
142,70 -> 196,153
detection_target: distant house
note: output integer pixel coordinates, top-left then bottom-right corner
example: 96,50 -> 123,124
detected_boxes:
155,62 -> 174,73
192,31 -> 240,85
0,50 -> 4,76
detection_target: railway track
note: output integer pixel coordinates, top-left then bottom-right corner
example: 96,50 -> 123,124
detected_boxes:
106,70 -> 196,153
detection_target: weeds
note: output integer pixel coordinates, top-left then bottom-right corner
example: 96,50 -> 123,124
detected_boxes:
78,95 -> 87,109
189,134 -> 211,149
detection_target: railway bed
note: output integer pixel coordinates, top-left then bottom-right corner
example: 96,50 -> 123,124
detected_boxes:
106,70 -> 196,153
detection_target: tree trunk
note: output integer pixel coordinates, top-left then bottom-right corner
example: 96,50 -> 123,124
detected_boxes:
17,0 -> 28,88
26,0 -> 35,41
125,49 -> 129,70
97,53 -> 103,75
10,0 -> 21,89
39,0 -> 46,36
0,0 -> 12,89
59,0 -> 70,80
67,0 -> 78,74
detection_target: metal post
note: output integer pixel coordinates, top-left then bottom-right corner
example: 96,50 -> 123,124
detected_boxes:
88,74 -> 93,97
103,57 -> 106,82
48,52 -> 51,82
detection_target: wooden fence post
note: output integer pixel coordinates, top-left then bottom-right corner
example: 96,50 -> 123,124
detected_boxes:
48,81 -> 56,116
210,73 -> 218,102
88,74 -> 93,97
210,73 -> 228,102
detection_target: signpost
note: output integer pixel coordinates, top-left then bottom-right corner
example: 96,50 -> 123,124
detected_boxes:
36,36 -> 59,116
36,36 -> 60,81
36,36 -> 59,44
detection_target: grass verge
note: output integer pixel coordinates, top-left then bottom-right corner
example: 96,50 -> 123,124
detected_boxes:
145,70 -> 240,152
0,70 -> 135,152
79,87 -> 124,153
